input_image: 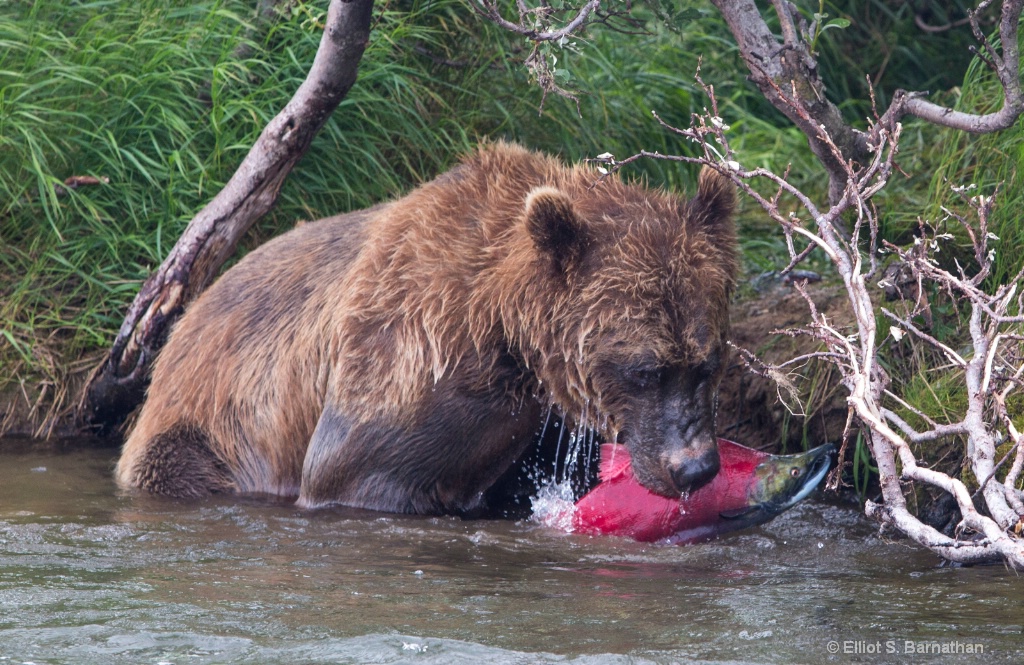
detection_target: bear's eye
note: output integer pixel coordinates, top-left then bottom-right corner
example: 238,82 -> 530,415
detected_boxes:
696,354 -> 721,379
623,366 -> 661,387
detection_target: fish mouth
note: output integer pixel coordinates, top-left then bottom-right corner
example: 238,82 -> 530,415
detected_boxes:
772,442 -> 834,511
719,442 -> 835,524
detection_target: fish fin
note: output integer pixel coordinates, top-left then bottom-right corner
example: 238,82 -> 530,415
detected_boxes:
598,444 -> 631,482
719,506 -> 761,520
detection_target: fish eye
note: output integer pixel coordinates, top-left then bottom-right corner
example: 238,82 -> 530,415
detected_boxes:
790,467 -> 802,478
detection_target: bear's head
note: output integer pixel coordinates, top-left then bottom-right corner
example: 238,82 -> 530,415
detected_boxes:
501,165 -> 738,498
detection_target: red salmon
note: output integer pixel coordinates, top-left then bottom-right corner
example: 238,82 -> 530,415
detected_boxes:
571,438 -> 833,544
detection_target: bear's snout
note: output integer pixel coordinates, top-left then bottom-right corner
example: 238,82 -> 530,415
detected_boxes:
666,446 -> 720,496
625,430 -> 721,498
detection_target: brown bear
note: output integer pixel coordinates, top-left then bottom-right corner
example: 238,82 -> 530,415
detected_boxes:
116,142 -> 738,514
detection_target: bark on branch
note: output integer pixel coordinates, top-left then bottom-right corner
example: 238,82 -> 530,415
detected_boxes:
709,0 -> 869,203
470,0 -> 635,110
708,0 -> 1024,204
78,0 -> 374,431
471,0 -> 602,41
887,0 -> 1024,133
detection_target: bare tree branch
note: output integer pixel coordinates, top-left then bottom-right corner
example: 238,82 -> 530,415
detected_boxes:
470,0 -> 612,110
472,0 -> 602,41
78,0 -> 375,430
901,1 -> 1024,132
880,408 -> 968,444
915,12 -> 973,35
479,0 -> 1022,187
708,0 -> 869,203
603,64 -> 1024,565
704,0 -> 1024,204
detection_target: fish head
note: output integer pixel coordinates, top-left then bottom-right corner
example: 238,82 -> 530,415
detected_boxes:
717,441 -> 835,529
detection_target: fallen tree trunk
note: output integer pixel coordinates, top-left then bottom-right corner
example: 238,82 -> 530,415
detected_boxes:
78,0 -> 375,432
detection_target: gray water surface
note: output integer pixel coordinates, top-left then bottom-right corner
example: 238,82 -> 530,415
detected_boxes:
0,442 -> 1021,664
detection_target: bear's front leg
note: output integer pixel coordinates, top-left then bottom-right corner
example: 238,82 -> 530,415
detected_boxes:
297,388 -> 543,515
296,404 -> 423,513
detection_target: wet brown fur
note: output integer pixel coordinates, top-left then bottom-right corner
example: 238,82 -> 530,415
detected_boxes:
117,142 -> 737,513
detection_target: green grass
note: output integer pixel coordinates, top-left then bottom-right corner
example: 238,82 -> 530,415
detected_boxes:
0,0 -> 507,403
810,0 -> 978,118
925,48 -> 1024,288
875,23 -> 1024,438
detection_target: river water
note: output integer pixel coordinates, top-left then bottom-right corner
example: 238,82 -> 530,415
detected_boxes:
1,440 -> 1021,664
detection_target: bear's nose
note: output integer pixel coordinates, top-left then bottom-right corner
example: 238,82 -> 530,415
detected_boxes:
668,449 -> 720,495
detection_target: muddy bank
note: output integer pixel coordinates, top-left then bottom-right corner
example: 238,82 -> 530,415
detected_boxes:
0,366 -> 95,440
717,280 -> 852,452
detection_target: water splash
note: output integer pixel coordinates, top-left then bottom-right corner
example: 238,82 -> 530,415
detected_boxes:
551,404 -> 600,497
560,428 -> 582,488
529,477 -> 577,532
537,407 -> 554,449
525,403 -> 604,533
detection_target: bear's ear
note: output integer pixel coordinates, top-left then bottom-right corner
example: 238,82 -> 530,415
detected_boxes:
524,186 -> 587,275
686,166 -> 736,236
